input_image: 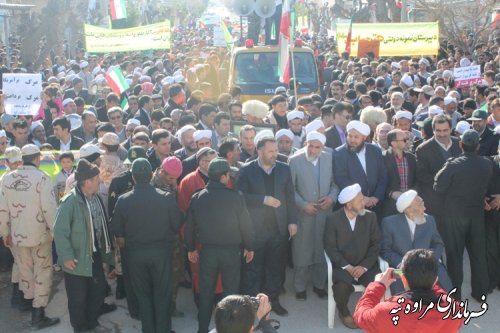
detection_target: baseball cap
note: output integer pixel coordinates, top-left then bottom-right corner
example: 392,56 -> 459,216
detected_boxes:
125,146 -> 147,164
468,109 -> 488,121
79,144 -> 104,158
21,144 -> 40,156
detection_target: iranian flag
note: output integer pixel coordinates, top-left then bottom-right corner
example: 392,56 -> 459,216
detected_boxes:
110,0 -> 127,20
105,67 -> 129,95
278,0 -> 291,84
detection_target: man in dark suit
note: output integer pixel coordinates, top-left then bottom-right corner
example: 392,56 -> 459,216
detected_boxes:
63,77 -> 90,104
434,129 -> 494,301
333,120 -> 388,218
47,117 -> 84,151
134,95 -> 153,126
237,131 -> 298,316
324,184 -> 381,329
381,190 -> 452,294
325,102 -> 352,150
382,129 -> 417,217
415,114 -> 461,239
469,109 -> 499,156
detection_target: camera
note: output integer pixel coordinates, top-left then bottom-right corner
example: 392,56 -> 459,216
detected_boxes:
248,296 -> 260,312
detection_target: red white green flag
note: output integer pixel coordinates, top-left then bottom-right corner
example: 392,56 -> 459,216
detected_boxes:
110,0 -> 127,20
279,0 -> 291,84
105,67 -> 129,95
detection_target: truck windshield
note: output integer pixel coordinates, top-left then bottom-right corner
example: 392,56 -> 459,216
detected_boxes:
234,51 -> 318,95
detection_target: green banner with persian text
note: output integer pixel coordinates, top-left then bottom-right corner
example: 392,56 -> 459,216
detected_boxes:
84,21 -> 171,53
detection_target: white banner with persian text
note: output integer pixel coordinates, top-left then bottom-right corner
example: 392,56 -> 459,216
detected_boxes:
3,74 -> 42,116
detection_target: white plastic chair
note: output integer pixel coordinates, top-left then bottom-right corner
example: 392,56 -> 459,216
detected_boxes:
324,251 -> 391,328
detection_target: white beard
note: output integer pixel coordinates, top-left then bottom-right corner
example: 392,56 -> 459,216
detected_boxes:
305,152 -> 318,163
413,215 -> 427,225
354,208 -> 366,216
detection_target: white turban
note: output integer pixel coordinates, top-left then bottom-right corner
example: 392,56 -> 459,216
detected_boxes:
162,76 -> 175,86
346,120 -> 370,136
63,98 -> 75,107
80,61 -> 89,69
395,111 -> 413,121
286,110 -> 304,121
428,105 -> 444,116
442,70 -> 453,79
305,119 -> 325,134
30,121 -> 43,132
176,125 -> 196,141
396,190 -> 418,213
0,129 -> 6,138
173,74 -> 185,83
254,129 -> 275,146
193,129 -> 212,142
306,131 -> 326,145
140,75 -> 152,83
459,58 -> 471,67
126,119 -> 140,126
391,92 -> 404,100
275,129 -> 294,141
391,62 -> 401,69
243,100 -> 269,119
455,121 -> 471,135
338,184 -> 362,205
418,58 -> 430,66
401,74 -> 414,87
444,96 -> 457,106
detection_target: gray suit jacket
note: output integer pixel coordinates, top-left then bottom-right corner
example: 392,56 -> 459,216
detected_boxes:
289,150 -> 339,265
380,213 -> 444,268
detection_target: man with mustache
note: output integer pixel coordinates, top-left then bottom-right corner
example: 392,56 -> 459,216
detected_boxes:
380,190 -> 452,294
324,184 -> 381,329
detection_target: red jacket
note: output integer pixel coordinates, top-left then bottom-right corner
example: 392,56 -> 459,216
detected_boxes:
354,282 -> 464,333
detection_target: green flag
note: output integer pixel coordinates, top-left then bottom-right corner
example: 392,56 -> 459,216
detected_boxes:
221,20 -> 233,53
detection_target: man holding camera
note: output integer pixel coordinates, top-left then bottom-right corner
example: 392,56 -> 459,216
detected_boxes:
354,249 -> 464,332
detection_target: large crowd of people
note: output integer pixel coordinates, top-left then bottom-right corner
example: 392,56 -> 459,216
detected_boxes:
0,17 -> 499,333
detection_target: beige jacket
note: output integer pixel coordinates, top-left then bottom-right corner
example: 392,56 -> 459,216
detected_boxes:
0,165 -> 57,247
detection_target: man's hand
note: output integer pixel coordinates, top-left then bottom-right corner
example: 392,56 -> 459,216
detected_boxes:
64,259 -> 77,270
3,235 -> 12,248
303,203 -> 318,216
489,195 -> 500,210
318,196 -> 334,210
352,266 -> 367,279
244,249 -> 254,263
255,293 -> 272,321
375,268 -> 397,289
391,191 -> 402,200
344,264 -> 355,276
188,250 -> 199,263
485,199 -> 492,211
288,224 -> 298,238
364,197 -> 379,208
264,196 -> 281,208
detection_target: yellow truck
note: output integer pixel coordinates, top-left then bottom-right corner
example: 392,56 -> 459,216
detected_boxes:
228,44 -> 320,103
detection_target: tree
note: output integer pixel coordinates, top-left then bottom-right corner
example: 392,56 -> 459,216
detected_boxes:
415,0 -> 498,51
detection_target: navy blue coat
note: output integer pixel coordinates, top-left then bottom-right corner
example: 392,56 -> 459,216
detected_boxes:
332,143 -> 388,201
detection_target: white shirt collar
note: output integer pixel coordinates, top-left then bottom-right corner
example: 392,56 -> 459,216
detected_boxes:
405,215 -> 416,240
434,137 -> 452,151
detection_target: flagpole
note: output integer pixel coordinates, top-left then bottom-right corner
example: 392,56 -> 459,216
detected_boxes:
290,44 -> 298,101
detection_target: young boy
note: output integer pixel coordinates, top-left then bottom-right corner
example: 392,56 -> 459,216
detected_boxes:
53,152 -> 75,204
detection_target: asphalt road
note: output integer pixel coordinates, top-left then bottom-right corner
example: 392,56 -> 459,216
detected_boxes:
1,253 -> 499,333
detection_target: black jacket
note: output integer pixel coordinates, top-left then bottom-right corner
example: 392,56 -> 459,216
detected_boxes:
237,160 -> 297,242
163,99 -> 184,117
111,183 -> 182,250
108,170 -> 134,218
324,125 -> 343,150
47,134 -> 84,151
478,128 -> 499,157
185,181 -> 254,251
434,152 -> 494,210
